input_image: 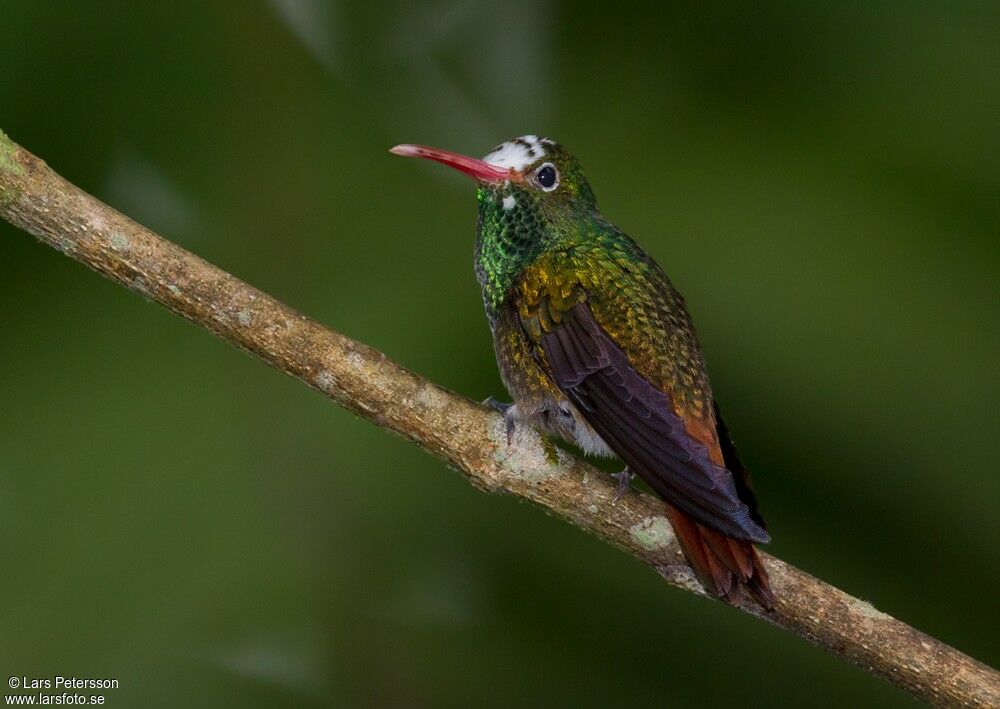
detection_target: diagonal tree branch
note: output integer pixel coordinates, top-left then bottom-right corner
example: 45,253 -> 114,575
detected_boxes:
1,130 -> 996,707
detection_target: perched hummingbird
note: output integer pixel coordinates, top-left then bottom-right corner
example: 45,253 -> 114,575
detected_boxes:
391,136 -> 773,608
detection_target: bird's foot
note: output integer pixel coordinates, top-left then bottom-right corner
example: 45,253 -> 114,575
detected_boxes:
483,396 -> 517,445
611,467 -> 635,504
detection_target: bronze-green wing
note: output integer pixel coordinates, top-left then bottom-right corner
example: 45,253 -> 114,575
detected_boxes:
534,300 -> 768,543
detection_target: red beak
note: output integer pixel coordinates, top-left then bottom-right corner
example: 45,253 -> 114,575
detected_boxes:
390,144 -> 512,182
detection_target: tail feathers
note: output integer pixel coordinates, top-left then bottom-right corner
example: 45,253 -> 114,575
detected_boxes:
665,505 -> 774,609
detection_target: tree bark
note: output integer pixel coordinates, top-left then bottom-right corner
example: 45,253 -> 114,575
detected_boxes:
1,131 -> 996,707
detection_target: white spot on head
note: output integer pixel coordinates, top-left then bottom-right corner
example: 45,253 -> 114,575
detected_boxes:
502,195 -> 516,210
483,135 -> 547,171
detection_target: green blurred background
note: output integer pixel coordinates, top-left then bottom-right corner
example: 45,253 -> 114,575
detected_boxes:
1,2 -> 997,706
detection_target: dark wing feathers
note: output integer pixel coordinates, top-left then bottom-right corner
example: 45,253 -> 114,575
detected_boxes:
713,401 -> 767,531
540,302 -> 769,543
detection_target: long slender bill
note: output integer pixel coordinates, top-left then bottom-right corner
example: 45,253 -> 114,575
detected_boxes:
390,144 -> 511,182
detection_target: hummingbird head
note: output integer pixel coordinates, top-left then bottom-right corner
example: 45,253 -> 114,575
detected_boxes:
390,135 -> 597,216
391,136 -> 598,312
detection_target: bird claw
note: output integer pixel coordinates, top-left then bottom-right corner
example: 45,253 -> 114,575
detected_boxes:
483,396 -> 516,445
611,467 -> 635,503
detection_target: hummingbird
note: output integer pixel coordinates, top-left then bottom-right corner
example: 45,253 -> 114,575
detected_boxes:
391,136 -> 773,608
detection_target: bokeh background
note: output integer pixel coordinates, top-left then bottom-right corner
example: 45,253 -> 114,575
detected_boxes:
1,2 -> 997,706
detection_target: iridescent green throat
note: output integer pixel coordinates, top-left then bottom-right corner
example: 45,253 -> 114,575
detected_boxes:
474,184 -> 548,320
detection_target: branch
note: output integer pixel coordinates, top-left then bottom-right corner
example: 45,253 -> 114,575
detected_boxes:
1,130 -> 996,707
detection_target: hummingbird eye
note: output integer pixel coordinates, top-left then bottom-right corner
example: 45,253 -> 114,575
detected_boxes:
535,163 -> 558,191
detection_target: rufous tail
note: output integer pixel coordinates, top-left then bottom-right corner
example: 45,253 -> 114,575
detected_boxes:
665,505 -> 774,609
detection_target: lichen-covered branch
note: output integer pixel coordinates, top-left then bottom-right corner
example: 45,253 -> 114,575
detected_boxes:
1,130 -> 996,707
